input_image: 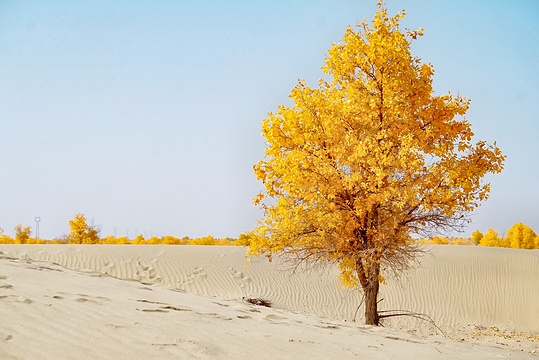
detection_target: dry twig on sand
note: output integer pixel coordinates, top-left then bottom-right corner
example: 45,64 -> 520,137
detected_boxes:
243,297 -> 272,307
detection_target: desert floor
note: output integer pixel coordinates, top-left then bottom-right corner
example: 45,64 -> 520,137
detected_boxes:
0,244 -> 537,359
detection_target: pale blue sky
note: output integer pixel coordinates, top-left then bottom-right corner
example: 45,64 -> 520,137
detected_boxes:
0,1 -> 537,239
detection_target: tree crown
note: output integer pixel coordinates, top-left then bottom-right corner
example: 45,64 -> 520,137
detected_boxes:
250,3 -> 505,289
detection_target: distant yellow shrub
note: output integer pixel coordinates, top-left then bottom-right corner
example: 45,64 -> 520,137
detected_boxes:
471,230 -> 483,245
14,224 -> 31,244
26,238 -> 45,244
506,223 -> 537,250
417,236 -> 473,245
0,234 -> 15,244
233,233 -> 252,246
103,235 -> 119,244
217,238 -> 234,245
146,236 -> 162,245
67,214 -> 100,244
132,235 -> 147,245
162,235 -> 183,245
451,237 -> 474,245
188,235 -> 218,245
116,236 -> 132,244
417,223 -> 538,249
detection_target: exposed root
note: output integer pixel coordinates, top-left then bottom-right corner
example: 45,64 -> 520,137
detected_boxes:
353,295 -> 365,322
378,310 -> 447,337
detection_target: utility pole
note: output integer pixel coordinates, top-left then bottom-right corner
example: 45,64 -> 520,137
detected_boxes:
35,216 -> 41,239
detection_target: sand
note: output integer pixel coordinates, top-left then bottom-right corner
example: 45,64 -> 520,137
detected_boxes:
0,244 -> 537,359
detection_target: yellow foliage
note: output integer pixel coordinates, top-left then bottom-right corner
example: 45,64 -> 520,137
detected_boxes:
417,236 -> 445,245
338,257 -> 360,288
471,230 -> 483,245
132,235 -> 147,245
506,223 -> 537,250
162,235 -> 183,245
233,233 -> 252,247
67,213 -> 100,244
116,236 -> 132,244
249,2 -> 505,298
14,224 -> 31,244
26,237 -> 45,244
479,229 -> 509,248
146,236 -> 162,245
217,237 -> 234,245
451,237 -> 474,245
188,235 -> 218,246
0,228 -> 13,244
0,234 -> 15,244
476,223 -> 538,249
102,235 -> 118,244
417,236 -> 474,245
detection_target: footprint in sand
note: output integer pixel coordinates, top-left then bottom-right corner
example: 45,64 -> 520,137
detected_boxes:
137,261 -> 151,272
177,266 -> 207,288
136,300 -> 191,313
134,261 -> 162,283
70,294 -> 111,304
193,266 -> 206,277
0,275 -> 11,290
212,301 -> 229,307
103,261 -> 114,274
16,296 -> 32,304
228,267 -> 252,288
188,267 -> 208,281
0,295 -> 32,304
194,311 -> 233,321
173,338 -> 222,357
262,314 -> 286,321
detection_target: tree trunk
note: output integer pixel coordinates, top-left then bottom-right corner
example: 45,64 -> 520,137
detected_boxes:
357,260 -> 380,326
364,277 -> 380,325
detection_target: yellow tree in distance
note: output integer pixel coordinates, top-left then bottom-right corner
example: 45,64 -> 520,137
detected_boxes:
505,223 -> 538,250
14,224 -> 31,244
67,213 -> 100,244
249,3 -> 505,326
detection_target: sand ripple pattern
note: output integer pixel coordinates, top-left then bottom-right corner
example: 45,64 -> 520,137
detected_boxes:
0,244 -> 537,335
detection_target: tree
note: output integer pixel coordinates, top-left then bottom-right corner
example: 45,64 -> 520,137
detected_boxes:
162,235 -> 183,245
471,230 -> 483,245
505,223 -> 537,249
234,233 -> 253,246
0,228 -> 15,244
132,234 -> 147,245
249,3 -> 505,326
14,224 -> 31,244
478,228 -> 508,248
67,213 -> 100,244
189,235 -> 218,246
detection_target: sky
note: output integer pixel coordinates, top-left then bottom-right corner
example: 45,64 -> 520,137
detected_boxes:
0,0 -> 537,240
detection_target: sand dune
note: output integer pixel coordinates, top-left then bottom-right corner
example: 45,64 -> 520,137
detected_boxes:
0,244 -> 537,359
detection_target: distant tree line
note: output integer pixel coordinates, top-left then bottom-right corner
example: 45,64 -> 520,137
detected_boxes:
417,222 -> 539,249
0,213 -> 252,246
0,213 -> 536,249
